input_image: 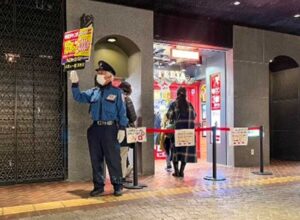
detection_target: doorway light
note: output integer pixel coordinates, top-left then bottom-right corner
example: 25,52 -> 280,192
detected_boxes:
107,37 -> 117,43
233,1 -> 241,6
169,61 -> 176,66
171,49 -> 199,60
5,53 -> 20,63
294,14 -> 300,18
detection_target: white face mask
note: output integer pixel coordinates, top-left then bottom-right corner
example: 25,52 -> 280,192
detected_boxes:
96,75 -> 106,85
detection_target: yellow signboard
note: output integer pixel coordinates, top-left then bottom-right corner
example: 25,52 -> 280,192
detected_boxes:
61,27 -> 93,65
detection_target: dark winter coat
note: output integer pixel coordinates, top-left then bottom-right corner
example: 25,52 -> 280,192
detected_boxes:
121,95 -> 137,147
166,100 -> 197,163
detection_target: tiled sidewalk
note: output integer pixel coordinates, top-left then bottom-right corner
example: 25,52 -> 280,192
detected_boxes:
0,160 -> 300,219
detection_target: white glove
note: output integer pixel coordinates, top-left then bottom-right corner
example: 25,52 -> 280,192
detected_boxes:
117,130 -> 125,143
69,70 -> 79,83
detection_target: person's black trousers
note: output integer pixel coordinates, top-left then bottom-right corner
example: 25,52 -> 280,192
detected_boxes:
87,123 -> 122,189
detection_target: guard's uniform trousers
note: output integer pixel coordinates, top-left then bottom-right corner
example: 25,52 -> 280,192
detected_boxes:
87,121 -> 122,189
72,82 -> 128,190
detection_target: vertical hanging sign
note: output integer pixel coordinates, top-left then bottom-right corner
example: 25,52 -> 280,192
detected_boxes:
210,73 -> 221,143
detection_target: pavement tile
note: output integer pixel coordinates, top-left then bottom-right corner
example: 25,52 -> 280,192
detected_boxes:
0,160 -> 300,219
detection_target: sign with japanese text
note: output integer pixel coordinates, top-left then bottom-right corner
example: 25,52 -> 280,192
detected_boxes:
63,61 -> 85,71
229,127 -> 249,146
126,128 -> 137,144
61,27 -> 93,65
210,73 -> 221,110
210,73 -> 221,143
175,129 -> 195,147
136,127 -> 147,142
126,127 -> 147,143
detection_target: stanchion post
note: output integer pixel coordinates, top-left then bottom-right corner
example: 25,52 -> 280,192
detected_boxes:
212,126 -> 217,179
133,142 -> 139,186
252,125 -> 272,175
124,142 -> 147,189
204,126 -> 226,181
259,125 -> 264,173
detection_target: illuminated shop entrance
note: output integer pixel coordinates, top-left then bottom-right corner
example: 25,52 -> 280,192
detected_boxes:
153,42 -> 227,165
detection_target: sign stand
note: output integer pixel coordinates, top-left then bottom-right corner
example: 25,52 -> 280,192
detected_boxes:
252,126 -> 273,175
123,143 -> 147,189
204,126 -> 226,181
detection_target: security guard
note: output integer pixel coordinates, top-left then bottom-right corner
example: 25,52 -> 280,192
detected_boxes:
69,60 -> 128,197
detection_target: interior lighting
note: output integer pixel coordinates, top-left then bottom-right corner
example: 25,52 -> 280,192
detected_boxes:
5,53 -> 20,63
294,14 -> 300,18
233,1 -> 241,6
39,54 -> 53,59
171,49 -> 199,60
169,60 -> 176,66
107,37 -> 117,43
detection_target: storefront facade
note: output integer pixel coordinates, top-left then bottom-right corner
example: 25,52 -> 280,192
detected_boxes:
2,0 -> 300,184
65,1 -> 300,180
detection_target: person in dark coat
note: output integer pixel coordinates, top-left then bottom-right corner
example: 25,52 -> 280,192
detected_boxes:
166,87 -> 197,178
119,81 -> 137,181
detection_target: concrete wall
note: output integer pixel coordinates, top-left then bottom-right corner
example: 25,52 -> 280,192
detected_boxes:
233,26 -> 300,166
270,67 -> 300,160
94,43 -> 129,78
226,49 -> 234,166
206,51 -> 227,165
66,0 -> 153,181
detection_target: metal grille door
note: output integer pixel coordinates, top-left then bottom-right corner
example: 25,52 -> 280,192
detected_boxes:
0,0 -> 66,184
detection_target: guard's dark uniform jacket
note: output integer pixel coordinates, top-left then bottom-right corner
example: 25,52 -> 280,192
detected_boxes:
72,82 -> 128,190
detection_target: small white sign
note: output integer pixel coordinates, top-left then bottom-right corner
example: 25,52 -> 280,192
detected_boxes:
126,127 -> 147,143
211,110 -> 221,143
126,128 -> 137,144
136,127 -> 147,143
175,129 -> 195,147
229,127 -> 248,146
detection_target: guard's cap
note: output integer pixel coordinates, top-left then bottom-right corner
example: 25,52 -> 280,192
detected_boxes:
95,60 -> 116,75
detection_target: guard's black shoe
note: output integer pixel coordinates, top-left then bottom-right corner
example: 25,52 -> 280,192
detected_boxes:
114,189 -> 122,196
89,188 -> 104,197
113,185 -> 123,197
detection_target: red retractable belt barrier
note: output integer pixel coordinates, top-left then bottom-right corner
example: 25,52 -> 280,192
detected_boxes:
248,127 -> 260,130
144,125 -> 269,181
146,127 -> 213,134
217,127 -> 260,131
146,128 -> 174,134
146,126 -> 260,134
195,127 -> 213,132
217,127 -> 230,131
